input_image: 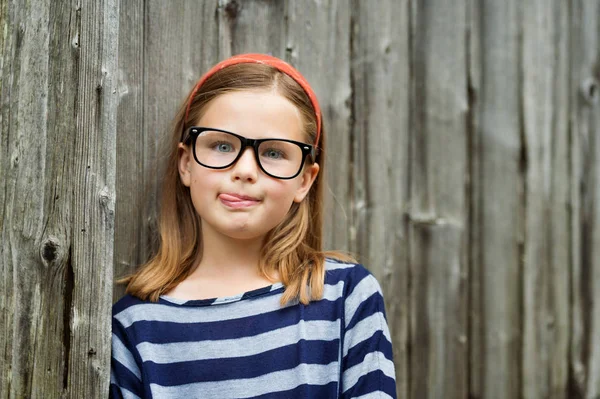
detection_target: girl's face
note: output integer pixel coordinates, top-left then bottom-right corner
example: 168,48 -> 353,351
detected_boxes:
178,90 -> 320,241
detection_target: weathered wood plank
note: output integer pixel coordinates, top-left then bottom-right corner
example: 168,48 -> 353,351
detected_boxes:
0,0 -> 118,397
0,0 -> 9,389
31,0 -> 82,395
67,0 -> 119,396
408,0 -> 469,397
569,0 -> 600,397
114,0 -> 144,301
470,1 -> 522,398
466,0 -> 483,397
410,223 -> 467,398
1,0 -> 54,396
521,0 -> 570,397
548,0 -> 571,396
0,0 -> 85,395
350,0 -> 409,396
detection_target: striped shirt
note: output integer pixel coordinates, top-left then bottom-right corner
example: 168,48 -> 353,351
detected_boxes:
110,259 -> 397,398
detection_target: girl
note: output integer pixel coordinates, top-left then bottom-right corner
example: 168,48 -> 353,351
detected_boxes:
110,53 -> 396,398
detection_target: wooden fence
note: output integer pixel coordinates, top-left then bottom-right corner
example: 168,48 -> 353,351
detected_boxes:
1,0 -> 599,398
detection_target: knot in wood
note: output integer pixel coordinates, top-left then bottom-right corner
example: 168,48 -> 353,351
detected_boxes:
98,186 -> 114,212
224,0 -> 240,20
580,77 -> 599,104
40,236 -> 65,267
99,186 -> 116,228
42,241 -> 58,262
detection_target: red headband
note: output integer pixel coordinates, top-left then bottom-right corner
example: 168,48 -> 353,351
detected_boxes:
182,53 -> 322,146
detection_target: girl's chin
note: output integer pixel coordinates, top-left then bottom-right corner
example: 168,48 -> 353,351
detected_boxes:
203,214 -> 280,241
213,222 -> 269,241
221,229 -> 268,241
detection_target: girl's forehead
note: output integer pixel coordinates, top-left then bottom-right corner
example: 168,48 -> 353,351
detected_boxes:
196,90 -> 305,141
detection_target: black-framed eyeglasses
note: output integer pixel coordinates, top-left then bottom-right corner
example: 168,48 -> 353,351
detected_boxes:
185,127 -> 317,180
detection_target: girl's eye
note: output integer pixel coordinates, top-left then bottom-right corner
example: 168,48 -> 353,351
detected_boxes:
212,141 -> 234,152
263,148 -> 285,160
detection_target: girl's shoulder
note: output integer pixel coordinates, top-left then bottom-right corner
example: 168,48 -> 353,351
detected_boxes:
324,257 -> 384,298
111,293 -> 156,328
112,292 -> 147,312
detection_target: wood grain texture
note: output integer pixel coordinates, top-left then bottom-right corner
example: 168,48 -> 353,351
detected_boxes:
1,0 -> 55,396
0,0 -> 118,397
547,0 -> 571,396
470,1 -> 523,398
114,0 -> 143,300
409,0 -> 469,397
569,0 -> 600,397
67,0 -> 119,396
466,0 -> 483,397
350,0 -> 409,397
521,0 -> 570,397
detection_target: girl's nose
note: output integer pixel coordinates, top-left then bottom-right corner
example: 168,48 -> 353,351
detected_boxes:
230,147 -> 259,182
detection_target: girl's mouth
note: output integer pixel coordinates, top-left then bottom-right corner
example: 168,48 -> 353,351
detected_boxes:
219,193 -> 261,208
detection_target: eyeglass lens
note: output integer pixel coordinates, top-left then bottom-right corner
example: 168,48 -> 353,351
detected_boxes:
194,130 -> 304,178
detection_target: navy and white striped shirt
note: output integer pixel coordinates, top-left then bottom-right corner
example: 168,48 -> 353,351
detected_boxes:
110,259 -> 397,398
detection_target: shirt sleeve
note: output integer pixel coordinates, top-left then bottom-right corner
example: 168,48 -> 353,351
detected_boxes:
341,266 -> 397,398
110,315 -> 144,399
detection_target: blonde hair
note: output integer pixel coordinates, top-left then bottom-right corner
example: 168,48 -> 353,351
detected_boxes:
120,63 -> 354,305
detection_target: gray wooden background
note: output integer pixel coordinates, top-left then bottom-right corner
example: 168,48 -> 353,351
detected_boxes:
2,0 -> 600,398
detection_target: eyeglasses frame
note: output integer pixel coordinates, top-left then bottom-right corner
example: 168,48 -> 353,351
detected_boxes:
185,127 -> 317,180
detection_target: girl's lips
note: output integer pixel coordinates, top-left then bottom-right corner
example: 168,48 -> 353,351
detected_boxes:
219,193 -> 261,208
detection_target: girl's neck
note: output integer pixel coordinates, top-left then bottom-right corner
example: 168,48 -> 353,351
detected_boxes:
190,226 -> 265,279
164,227 -> 279,301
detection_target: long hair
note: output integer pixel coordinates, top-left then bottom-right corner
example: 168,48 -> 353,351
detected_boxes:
120,63 -> 353,305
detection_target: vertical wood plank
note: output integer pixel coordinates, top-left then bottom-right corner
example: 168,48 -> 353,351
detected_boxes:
548,0 -> 571,396
569,0 -> 600,397
521,0 -> 570,397
350,0 -> 410,396
0,0 -> 86,395
466,0 -> 482,396
1,0 -> 54,396
470,1 -> 522,398
114,0 -> 144,301
0,0 -> 9,391
32,0 -> 81,395
408,0 -> 469,397
68,0 -> 119,396
0,0 -> 118,397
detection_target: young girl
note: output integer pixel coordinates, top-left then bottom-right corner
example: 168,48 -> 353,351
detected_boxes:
110,53 -> 396,398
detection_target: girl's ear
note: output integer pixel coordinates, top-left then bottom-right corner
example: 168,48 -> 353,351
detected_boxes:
178,143 -> 192,187
294,163 -> 320,203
